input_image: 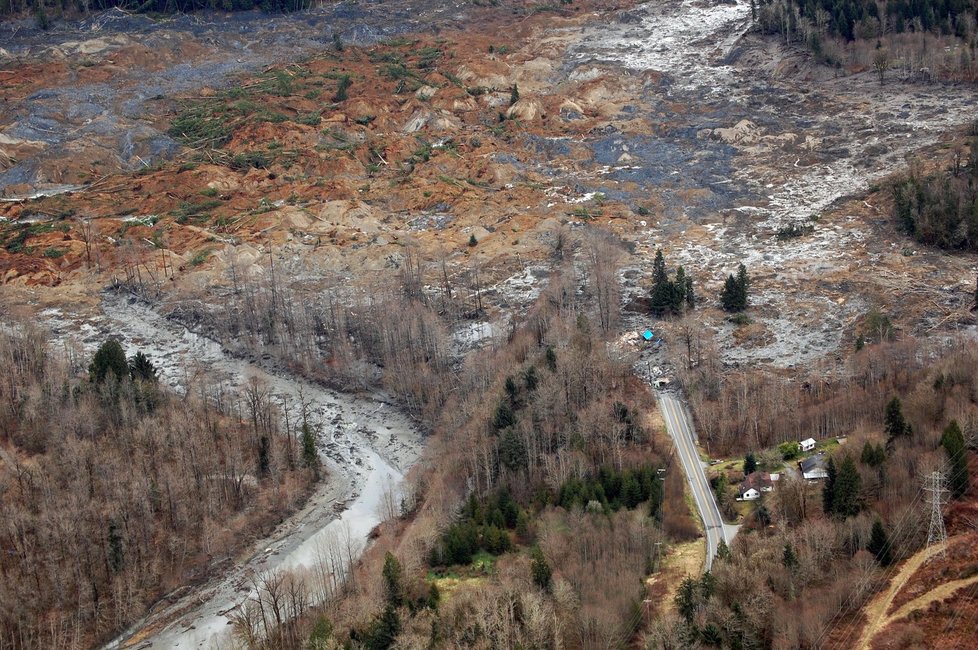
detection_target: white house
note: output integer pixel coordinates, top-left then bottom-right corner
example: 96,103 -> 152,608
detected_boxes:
737,472 -> 779,501
800,437 -> 816,452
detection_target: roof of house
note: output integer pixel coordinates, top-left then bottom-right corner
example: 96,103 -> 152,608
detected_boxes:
801,437 -> 817,445
799,455 -> 826,472
740,471 -> 776,494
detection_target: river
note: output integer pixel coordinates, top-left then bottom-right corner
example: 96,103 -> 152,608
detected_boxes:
42,294 -> 423,649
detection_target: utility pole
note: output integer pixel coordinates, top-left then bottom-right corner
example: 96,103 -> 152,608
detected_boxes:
925,470 -> 949,557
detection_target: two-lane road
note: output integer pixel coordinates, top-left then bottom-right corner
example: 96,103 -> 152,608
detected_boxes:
657,392 -> 733,571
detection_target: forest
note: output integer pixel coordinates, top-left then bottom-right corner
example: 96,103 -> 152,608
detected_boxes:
755,0 -> 978,80
0,322 -> 313,648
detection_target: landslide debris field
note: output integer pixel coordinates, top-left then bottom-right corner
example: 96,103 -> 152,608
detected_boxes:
2,0 -> 977,372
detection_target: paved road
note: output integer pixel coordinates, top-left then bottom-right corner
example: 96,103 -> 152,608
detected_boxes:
657,392 -> 732,571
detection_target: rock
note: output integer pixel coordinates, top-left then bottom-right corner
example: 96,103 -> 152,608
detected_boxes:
402,110 -> 431,133
415,85 -> 438,101
506,98 -> 544,121
711,119 -> 763,145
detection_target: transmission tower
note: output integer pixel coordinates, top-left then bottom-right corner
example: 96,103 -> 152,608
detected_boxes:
925,470 -> 949,556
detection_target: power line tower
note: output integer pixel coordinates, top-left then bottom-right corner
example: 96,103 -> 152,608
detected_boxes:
925,470 -> 949,557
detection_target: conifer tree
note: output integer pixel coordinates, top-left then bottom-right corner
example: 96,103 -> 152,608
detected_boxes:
822,457 -> 837,514
530,546 -> 552,591
884,397 -> 911,448
744,452 -> 757,476
867,519 -> 893,565
831,456 -> 862,518
782,543 -> 798,570
942,420 -> 970,499
89,339 -> 129,384
128,351 -> 158,382
382,552 -> 404,608
301,422 -> 319,472
720,264 -> 750,312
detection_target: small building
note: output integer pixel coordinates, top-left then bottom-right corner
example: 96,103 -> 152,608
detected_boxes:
800,437 -> 816,452
737,472 -> 779,501
653,377 -> 671,388
799,454 -> 828,480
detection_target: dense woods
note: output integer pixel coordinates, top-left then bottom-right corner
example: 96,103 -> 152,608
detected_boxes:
892,139 -> 978,251
755,0 -> 978,80
0,323 -> 312,649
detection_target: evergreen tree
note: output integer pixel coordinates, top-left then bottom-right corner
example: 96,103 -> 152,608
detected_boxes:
782,542 -> 798,570
674,266 -> 688,308
365,605 -> 400,650
650,249 -> 676,315
744,452 -> 757,476
675,576 -> 698,624
736,262 -> 750,297
498,429 -> 527,472
492,402 -> 516,431
700,570 -> 715,599
715,539 -> 731,561
860,441 -> 886,467
258,436 -> 270,478
128,351 -> 158,382
942,420 -> 970,499
504,376 -> 518,401
107,522 -> 124,573
884,397 -> 910,442
720,263 -> 751,312
382,552 -> 404,608
867,519 -> 893,566
545,346 -> 557,371
530,546 -> 552,591
822,457 -> 837,514
685,274 -> 695,309
510,83 -> 520,106
301,423 -> 319,471
831,456 -> 862,518
89,339 -> 129,384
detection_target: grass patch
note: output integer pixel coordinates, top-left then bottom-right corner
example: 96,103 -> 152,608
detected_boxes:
42,246 -> 66,258
189,248 -> 212,266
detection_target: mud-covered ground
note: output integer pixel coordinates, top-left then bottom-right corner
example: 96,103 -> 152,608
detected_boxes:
0,0 -> 488,195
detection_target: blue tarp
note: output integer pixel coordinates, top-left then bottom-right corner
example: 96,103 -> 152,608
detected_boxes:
642,330 -> 654,341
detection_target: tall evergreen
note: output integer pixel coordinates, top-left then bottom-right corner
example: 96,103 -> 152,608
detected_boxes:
942,420 -> 970,499
382,552 -> 404,608
128,351 -> 158,382
89,339 -> 129,384
650,248 -> 695,315
884,397 -> 911,447
744,452 -> 757,476
822,457 -> 837,514
301,423 -> 319,471
530,546 -> 552,591
831,456 -> 862,518
720,263 -> 750,312
867,519 -> 893,566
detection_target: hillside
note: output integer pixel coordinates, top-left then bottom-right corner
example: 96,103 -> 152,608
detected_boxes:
1,0 -> 977,648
